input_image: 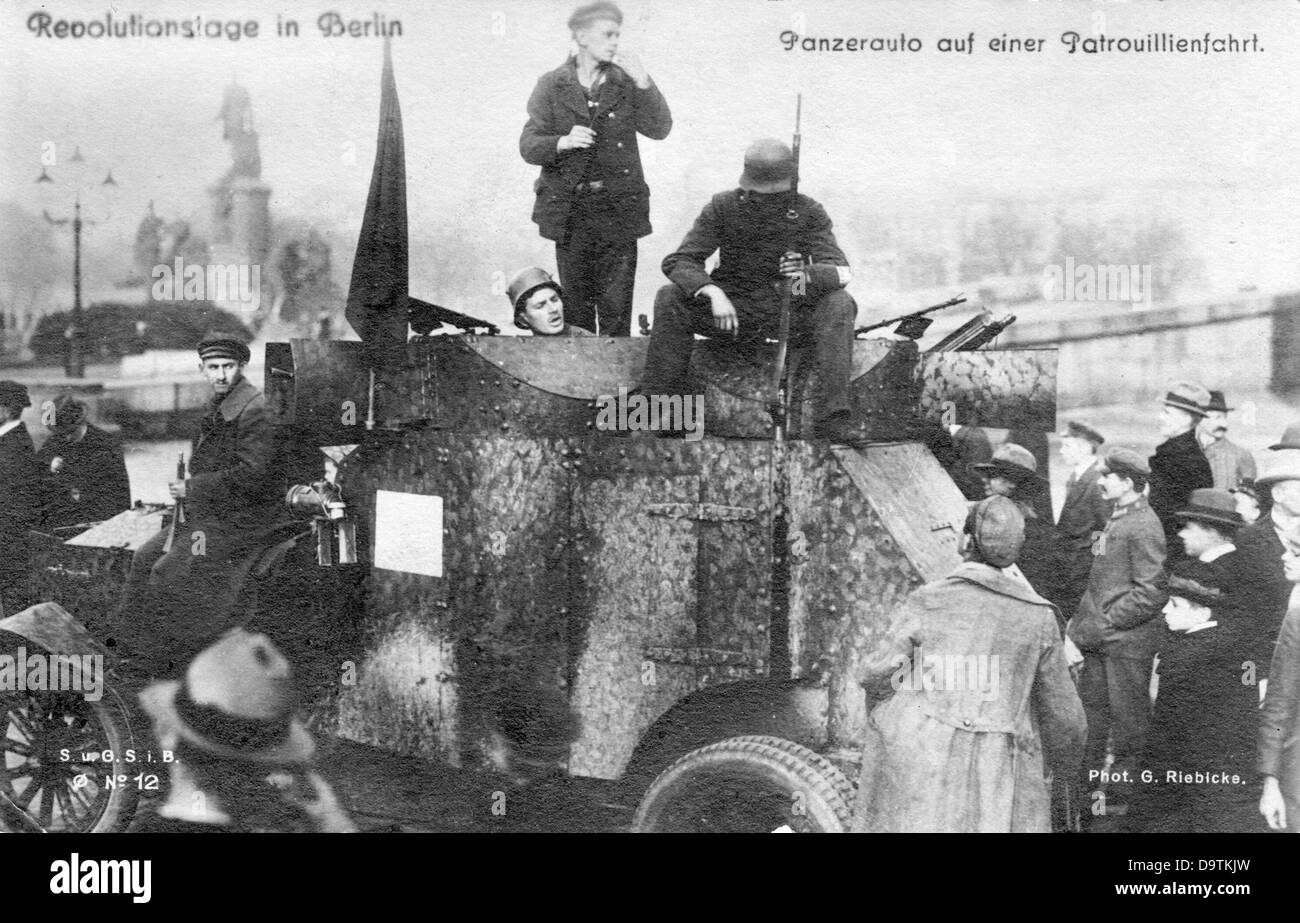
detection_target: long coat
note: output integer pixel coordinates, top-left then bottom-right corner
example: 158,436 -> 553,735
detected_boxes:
1067,494 -> 1169,661
1260,603 -> 1300,831
0,422 -> 40,611
1016,502 -> 1068,629
852,562 -> 1086,833
1148,429 -> 1214,557
36,424 -> 131,530
1234,515 -> 1293,680
520,59 -> 672,242
1055,460 -> 1114,620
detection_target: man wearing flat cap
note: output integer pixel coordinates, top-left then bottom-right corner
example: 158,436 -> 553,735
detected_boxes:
1067,446 -> 1168,821
640,139 -> 859,443
1149,381 -> 1214,562
120,330 -> 289,675
520,1 -> 672,337
1197,390 -> 1256,492
1055,421 -> 1114,625
36,392 -> 131,532
506,267 -> 594,337
0,380 -> 41,615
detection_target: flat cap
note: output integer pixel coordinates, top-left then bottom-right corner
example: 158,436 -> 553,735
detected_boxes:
197,330 -> 251,364
1059,420 -> 1105,446
970,443 -> 1046,485
1100,446 -> 1149,482
568,1 -> 622,30
1163,380 -> 1211,417
964,495 -> 1025,568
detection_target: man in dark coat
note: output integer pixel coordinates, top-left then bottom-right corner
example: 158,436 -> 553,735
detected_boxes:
0,380 -> 41,616
1235,450 -> 1300,686
1055,420 -> 1113,624
970,442 -> 1067,631
639,139 -> 858,443
1260,535 -> 1300,832
119,332 -> 288,676
1067,448 -> 1168,818
1148,381 -> 1214,561
35,393 -> 131,531
519,1 -> 672,336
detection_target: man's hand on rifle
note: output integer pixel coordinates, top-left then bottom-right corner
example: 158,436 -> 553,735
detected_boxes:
699,285 -> 738,334
168,480 -> 187,500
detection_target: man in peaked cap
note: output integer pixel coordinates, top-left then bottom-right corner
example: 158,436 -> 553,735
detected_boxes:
506,267 -> 594,337
1197,390 -> 1256,492
36,392 -> 131,531
119,330 -> 293,676
640,138 -> 859,444
0,380 -> 40,615
1149,381 -> 1215,562
1056,421 -> 1114,626
519,1 -> 672,336
1068,446 -> 1168,821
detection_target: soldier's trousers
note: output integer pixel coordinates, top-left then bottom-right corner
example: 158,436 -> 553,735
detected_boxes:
555,231 -> 637,337
1078,651 -> 1153,808
639,284 -> 855,424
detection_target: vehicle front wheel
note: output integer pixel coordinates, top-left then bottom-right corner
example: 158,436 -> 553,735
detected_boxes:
631,735 -> 855,833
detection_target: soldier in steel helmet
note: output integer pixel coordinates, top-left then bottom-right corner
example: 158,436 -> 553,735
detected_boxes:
506,267 -> 594,337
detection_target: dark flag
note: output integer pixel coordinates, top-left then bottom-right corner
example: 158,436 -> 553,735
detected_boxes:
346,37 -> 408,370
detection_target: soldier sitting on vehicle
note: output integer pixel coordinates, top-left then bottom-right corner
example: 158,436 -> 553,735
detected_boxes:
36,393 -> 131,532
638,139 -> 860,444
507,267 -> 595,337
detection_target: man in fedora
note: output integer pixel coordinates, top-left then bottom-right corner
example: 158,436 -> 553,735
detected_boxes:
0,380 -> 40,615
119,330 -> 291,676
1067,447 -> 1168,821
1233,450 -> 1300,690
1270,423 -> 1300,451
971,443 -> 1066,625
1056,421 -> 1114,625
506,267 -> 594,337
36,392 -> 131,532
520,1 -> 672,336
1197,390 -> 1256,492
134,628 -> 356,832
639,139 -> 859,444
1149,381 -> 1214,561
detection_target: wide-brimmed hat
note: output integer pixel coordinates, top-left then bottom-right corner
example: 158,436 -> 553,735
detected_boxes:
739,139 -> 796,194
1203,390 -> 1232,414
1175,488 -> 1243,531
1162,381 -> 1210,417
970,443 -> 1046,486
1058,420 -> 1104,446
197,330 -> 251,365
1099,446 -> 1150,484
0,380 -> 31,413
138,628 -> 314,765
1269,423 -> 1300,451
1256,449 -> 1300,487
1166,559 -> 1228,609
963,495 -> 1025,568
506,267 -> 563,328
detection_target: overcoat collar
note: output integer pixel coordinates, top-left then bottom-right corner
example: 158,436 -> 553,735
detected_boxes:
215,376 -> 259,423
555,57 -> 626,121
947,560 -> 1052,608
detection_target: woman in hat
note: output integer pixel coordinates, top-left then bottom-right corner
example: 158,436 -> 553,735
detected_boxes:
970,443 -> 1068,630
134,629 -> 356,832
852,496 -> 1086,832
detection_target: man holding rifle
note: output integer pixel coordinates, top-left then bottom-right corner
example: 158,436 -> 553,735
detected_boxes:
639,138 -> 859,443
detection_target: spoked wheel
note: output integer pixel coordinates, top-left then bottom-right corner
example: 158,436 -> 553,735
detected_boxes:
0,687 -> 139,832
632,735 -> 855,833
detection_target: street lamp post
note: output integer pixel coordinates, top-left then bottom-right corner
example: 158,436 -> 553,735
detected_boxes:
37,149 -> 117,379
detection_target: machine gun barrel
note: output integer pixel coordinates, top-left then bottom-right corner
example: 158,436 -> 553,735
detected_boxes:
854,295 -> 967,337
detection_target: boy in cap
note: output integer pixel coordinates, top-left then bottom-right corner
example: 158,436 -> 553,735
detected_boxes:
1197,390 -> 1256,492
1149,381 -> 1214,561
35,392 -> 131,531
506,267 -> 594,337
1067,446 -> 1169,821
1056,421 -> 1114,625
640,139 -> 859,444
0,380 -> 40,615
1127,561 -> 1264,832
520,1 -> 672,336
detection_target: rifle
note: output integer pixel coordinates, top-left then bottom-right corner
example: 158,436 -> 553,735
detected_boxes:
767,93 -> 802,439
162,452 -> 186,553
854,295 -> 967,338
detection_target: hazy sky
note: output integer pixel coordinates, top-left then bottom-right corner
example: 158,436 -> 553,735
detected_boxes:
3,0 -> 1297,325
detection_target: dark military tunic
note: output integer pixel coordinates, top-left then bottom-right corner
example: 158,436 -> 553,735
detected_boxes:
36,424 -> 131,530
